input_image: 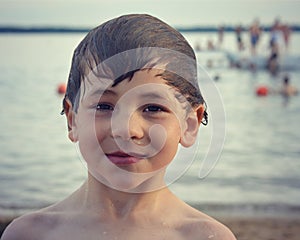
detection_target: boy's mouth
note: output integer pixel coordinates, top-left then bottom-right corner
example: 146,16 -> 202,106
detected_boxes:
105,151 -> 144,165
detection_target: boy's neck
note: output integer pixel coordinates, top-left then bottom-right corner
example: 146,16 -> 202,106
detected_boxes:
80,173 -> 173,219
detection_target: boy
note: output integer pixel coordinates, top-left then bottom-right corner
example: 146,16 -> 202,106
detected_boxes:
2,14 -> 236,239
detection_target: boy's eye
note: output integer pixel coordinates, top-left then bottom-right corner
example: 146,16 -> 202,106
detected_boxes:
96,103 -> 114,111
143,105 -> 165,113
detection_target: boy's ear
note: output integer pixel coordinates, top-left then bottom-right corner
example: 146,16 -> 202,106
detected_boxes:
180,105 -> 205,147
63,98 -> 78,142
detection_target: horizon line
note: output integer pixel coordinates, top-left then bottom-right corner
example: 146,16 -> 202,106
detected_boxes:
1,24 -> 300,34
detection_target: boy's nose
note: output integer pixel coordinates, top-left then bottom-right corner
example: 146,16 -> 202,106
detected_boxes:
111,110 -> 144,141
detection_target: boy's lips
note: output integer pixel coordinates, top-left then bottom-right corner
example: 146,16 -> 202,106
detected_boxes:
105,151 -> 145,165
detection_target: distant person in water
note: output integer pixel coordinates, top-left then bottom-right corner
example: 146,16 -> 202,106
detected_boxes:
235,25 -> 245,51
194,41 -> 201,52
267,41 -> 280,75
249,19 -> 262,55
207,38 -> 215,50
279,75 -> 298,96
281,23 -> 292,52
217,25 -> 224,49
269,18 -> 292,53
269,18 -> 283,50
267,18 -> 283,75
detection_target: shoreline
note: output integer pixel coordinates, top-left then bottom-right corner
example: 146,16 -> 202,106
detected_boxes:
1,203 -> 300,239
220,217 -> 300,240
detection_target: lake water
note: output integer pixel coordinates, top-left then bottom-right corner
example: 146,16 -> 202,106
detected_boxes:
0,32 -> 300,217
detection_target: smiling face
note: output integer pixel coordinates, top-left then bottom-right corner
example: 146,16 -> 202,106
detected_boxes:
65,68 -> 203,192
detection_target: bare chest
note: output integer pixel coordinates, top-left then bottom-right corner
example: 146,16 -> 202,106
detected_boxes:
43,223 -> 185,240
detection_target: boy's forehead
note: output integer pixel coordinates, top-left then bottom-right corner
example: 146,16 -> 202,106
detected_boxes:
78,46 -> 198,97
82,68 -> 167,95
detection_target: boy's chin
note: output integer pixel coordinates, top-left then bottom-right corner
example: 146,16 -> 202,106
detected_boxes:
89,168 -> 166,193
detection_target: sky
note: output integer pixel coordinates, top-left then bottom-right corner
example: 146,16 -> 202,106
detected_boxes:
1,0 -> 300,28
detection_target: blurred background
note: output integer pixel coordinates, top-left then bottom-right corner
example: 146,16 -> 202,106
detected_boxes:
0,0 -> 300,220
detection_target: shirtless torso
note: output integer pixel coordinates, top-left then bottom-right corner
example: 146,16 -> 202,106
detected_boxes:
2,179 -> 236,240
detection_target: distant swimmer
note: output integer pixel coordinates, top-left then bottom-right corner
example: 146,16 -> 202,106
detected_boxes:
269,18 -> 291,53
267,18 -> 283,76
235,25 -> 244,51
267,41 -> 280,75
281,23 -> 292,52
217,25 -> 224,49
194,42 -> 201,52
249,19 -> 262,55
279,75 -> 298,96
269,18 -> 283,49
207,39 -> 215,50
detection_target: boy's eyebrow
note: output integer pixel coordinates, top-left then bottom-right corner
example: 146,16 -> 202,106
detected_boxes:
139,92 -> 170,100
86,88 -> 174,101
88,89 -> 117,97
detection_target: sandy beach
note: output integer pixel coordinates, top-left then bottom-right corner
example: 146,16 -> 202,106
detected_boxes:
1,214 -> 300,239
221,217 -> 300,240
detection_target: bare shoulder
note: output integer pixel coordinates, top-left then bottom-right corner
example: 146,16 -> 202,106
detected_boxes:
187,217 -> 236,240
2,185 -> 86,240
178,215 -> 236,240
175,204 -> 236,240
1,209 -> 61,240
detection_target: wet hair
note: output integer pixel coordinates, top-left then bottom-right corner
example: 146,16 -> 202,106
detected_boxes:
63,14 -> 207,124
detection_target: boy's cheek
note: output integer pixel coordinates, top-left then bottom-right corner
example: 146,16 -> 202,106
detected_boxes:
77,128 -> 107,162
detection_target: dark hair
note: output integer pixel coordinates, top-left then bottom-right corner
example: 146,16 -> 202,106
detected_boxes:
283,75 -> 290,85
63,14 -> 207,124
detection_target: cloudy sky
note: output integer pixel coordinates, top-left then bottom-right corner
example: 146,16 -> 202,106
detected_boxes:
1,0 -> 300,28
